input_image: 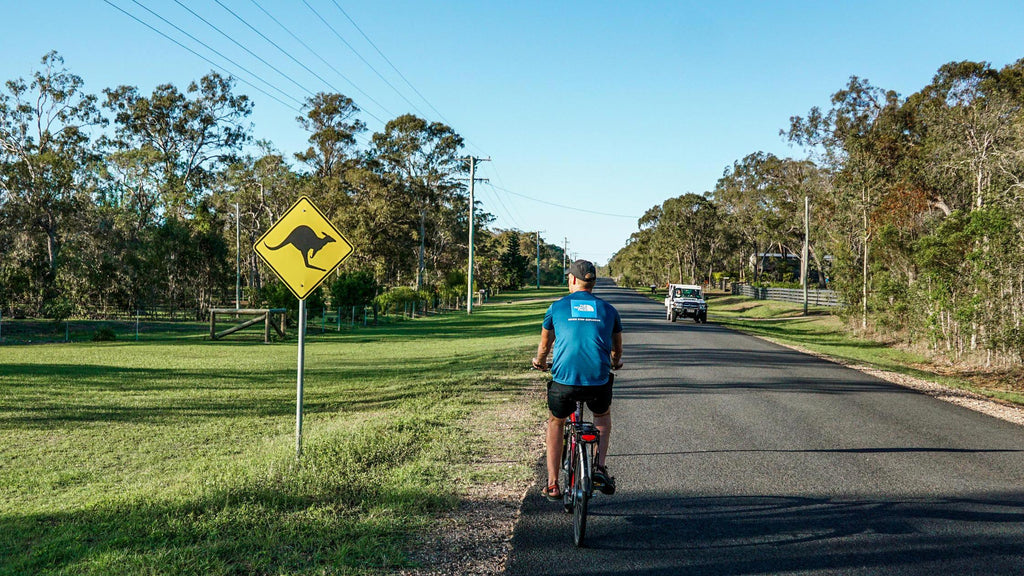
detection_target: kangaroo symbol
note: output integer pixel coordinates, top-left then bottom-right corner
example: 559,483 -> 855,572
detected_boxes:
265,225 -> 336,271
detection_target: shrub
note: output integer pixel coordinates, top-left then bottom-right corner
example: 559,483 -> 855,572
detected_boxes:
92,327 -> 117,341
375,287 -> 431,315
329,270 -> 379,307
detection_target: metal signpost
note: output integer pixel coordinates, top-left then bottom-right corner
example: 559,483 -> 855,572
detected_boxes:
255,196 -> 354,459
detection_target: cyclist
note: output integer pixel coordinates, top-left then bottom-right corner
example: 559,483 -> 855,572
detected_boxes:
531,259 -> 623,501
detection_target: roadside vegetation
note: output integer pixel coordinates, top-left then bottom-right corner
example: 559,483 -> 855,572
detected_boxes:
611,58 -> 1024,369
0,52 -> 566,327
647,288 -> 1024,407
0,293 -> 551,575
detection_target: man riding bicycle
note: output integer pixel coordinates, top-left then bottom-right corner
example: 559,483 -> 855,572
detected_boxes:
532,259 -> 623,501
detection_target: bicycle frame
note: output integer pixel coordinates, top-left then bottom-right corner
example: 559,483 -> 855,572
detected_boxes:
561,401 -> 600,547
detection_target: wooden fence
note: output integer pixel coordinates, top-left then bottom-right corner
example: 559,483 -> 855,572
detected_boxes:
731,284 -> 842,307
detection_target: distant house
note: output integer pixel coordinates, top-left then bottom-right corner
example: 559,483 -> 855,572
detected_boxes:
749,252 -> 800,275
749,252 -> 832,283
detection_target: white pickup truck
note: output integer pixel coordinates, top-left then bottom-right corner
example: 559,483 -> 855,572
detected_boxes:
665,283 -> 707,323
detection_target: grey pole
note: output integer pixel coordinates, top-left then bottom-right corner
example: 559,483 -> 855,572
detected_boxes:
296,298 -> 306,459
235,202 -> 241,309
467,157 -> 476,315
802,195 -> 809,315
563,237 -> 568,285
464,156 -> 490,314
536,231 -> 541,289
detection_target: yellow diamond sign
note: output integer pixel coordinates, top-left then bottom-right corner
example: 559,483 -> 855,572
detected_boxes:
254,196 -> 354,300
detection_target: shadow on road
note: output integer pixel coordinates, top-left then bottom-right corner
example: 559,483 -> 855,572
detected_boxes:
507,484 -> 1024,575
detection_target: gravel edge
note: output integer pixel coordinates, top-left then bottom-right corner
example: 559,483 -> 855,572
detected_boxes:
397,386 -> 545,576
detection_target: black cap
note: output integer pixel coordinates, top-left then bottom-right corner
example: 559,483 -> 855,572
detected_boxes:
568,259 -> 596,282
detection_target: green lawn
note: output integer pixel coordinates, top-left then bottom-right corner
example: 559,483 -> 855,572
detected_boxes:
485,285 -> 566,303
0,299 -> 549,575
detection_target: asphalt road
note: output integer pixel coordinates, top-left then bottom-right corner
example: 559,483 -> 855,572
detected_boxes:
505,279 -> 1024,575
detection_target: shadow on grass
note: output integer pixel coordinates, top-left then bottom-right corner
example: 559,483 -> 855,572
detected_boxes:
0,466 -> 448,575
0,406 -> 474,575
0,345 -> 529,429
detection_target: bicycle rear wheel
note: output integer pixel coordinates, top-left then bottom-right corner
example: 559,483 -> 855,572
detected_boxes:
572,441 -> 591,547
561,433 -> 573,513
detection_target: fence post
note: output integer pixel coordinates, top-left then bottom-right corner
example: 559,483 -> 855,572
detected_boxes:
65,321 -> 70,343
136,310 -> 140,341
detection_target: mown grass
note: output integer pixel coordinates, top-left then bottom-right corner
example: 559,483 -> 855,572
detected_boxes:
486,285 -> 565,303
0,297 -> 550,575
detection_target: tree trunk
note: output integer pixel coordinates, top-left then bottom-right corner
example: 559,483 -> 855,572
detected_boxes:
809,244 -> 826,288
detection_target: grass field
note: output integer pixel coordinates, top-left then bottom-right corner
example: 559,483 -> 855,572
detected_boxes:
0,293 -> 557,575
487,286 -> 565,303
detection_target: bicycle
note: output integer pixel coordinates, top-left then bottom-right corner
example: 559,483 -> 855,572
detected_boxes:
560,399 -> 602,547
532,362 -> 618,547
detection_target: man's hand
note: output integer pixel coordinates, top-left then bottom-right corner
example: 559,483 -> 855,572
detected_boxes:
531,357 -> 549,371
611,360 -> 623,370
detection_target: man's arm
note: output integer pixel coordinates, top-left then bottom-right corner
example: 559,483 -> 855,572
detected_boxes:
610,331 -> 623,369
532,327 -> 555,369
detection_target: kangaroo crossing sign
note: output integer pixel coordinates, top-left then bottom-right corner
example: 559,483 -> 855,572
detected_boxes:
255,196 -> 354,300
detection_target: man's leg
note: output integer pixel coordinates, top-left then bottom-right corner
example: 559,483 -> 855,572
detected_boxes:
593,410 -> 611,467
547,415 -> 565,487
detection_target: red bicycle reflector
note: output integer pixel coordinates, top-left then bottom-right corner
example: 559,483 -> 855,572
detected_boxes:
581,434 -> 597,442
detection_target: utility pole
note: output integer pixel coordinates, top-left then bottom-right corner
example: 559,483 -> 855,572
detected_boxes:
802,195 -> 809,315
563,237 -> 568,285
235,202 -> 240,310
535,231 -> 543,289
463,156 -> 490,314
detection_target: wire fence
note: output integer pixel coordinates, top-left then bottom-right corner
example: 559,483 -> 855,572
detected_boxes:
0,299 -> 471,345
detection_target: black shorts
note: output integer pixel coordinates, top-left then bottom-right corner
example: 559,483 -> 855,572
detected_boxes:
547,375 -> 614,419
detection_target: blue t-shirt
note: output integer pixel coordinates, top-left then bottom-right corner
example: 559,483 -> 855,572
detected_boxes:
542,291 -> 622,387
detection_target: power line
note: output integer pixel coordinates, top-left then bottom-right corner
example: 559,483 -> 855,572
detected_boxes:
300,0 -> 429,119
480,186 -> 522,230
211,0 -> 388,128
247,0 -> 395,124
481,182 -> 523,230
328,2 -> 494,157
170,0 -> 317,99
328,1 -> 449,124
483,162 -> 528,227
210,1 -> 340,94
105,0 -> 303,110
489,184 -> 641,219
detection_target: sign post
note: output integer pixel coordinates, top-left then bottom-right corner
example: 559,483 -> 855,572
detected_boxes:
296,299 -> 306,458
254,196 -> 354,459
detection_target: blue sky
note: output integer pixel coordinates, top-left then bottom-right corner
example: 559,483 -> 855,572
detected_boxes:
4,1 -> 1023,264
